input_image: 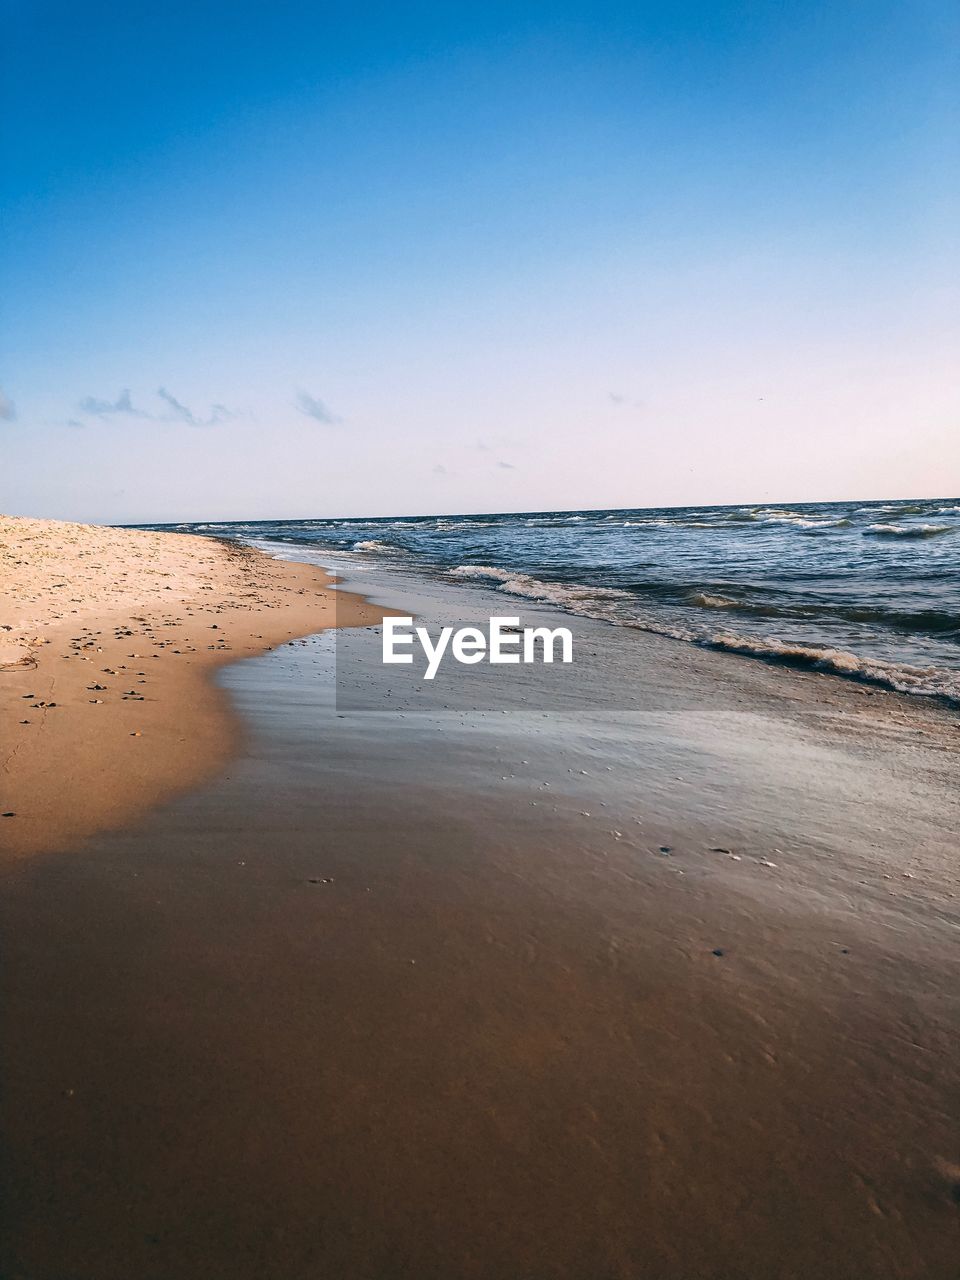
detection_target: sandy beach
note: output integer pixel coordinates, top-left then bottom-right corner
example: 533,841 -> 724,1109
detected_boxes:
1,520 -> 958,1279
0,515 -> 384,857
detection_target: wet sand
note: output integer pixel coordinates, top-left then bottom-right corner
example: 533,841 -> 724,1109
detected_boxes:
0,515 -> 383,856
2,546 -> 959,1278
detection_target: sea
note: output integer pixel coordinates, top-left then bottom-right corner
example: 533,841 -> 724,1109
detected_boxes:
149,497 -> 960,703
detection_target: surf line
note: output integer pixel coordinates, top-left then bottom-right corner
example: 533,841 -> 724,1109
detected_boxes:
382,615 -> 573,680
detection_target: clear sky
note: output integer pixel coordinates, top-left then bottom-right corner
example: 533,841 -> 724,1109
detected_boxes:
1,0 -> 957,522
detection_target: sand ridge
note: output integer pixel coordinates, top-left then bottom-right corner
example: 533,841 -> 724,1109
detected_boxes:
0,514 -> 385,857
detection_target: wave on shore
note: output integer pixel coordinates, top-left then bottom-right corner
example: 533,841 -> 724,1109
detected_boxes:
147,496 -> 960,705
447,564 -> 960,702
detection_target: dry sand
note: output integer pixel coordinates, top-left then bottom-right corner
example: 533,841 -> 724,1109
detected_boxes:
0,514 -> 384,857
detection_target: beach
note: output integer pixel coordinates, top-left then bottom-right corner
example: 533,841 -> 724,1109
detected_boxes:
0,515 -> 384,857
2,518 -> 959,1279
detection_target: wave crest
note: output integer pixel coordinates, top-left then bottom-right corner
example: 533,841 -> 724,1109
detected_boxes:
352,539 -> 401,553
864,523 -> 954,539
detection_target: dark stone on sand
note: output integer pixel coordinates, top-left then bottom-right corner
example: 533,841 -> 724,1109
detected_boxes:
2,812 -> 15,818
712,948 -> 725,957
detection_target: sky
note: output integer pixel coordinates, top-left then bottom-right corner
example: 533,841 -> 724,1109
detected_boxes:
1,0 -> 957,523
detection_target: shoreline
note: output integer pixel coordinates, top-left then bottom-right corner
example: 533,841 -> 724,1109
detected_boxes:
0,515 -> 386,858
176,496 -> 960,707
4,512 -> 955,867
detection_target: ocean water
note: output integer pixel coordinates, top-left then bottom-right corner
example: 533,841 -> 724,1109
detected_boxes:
153,498 -> 960,703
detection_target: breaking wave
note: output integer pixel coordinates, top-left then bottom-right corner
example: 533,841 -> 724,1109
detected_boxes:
449,564 -> 630,612
864,523 -> 954,539
703,634 -> 960,701
447,565 -> 960,703
352,539 -> 401,554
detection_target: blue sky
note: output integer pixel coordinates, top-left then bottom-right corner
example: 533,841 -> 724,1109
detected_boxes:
1,0 -> 957,521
